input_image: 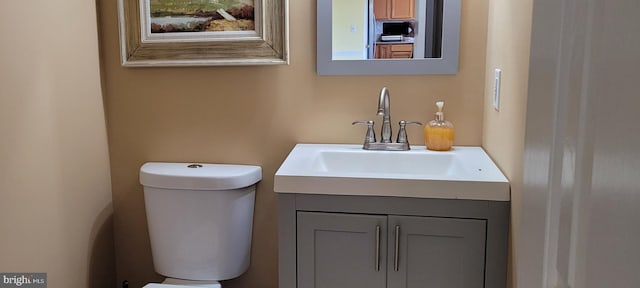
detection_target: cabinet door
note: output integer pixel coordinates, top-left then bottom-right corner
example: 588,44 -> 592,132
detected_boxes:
387,216 -> 486,288
297,212 -> 388,288
390,44 -> 413,58
375,45 -> 392,59
374,0 -> 390,19
391,0 -> 415,19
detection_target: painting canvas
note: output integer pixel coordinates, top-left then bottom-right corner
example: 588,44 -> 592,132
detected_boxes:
148,0 -> 256,34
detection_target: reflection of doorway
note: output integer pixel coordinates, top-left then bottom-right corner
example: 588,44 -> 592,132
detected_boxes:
367,0 -> 375,59
332,0 -> 369,60
415,0 -> 442,58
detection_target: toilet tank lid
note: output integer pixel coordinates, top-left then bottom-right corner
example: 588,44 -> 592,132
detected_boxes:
140,162 -> 262,190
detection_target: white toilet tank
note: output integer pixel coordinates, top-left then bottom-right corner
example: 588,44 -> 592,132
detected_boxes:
140,162 -> 262,281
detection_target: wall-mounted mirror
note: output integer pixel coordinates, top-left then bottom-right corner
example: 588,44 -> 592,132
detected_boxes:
317,0 -> 461,75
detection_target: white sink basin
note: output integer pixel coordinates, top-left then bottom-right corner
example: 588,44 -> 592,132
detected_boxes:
274,144 -> 510,201
312,150 -> 459,177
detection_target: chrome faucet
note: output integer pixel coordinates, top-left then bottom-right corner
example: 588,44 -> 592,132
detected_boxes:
352,87 -> 422,151
378,87 -> 392,143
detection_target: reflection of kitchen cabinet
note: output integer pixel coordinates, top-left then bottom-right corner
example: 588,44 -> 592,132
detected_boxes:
278,194 -> 510,288
374,0 -> 415,20
375,43 -> 413,59
375,45 -> 391,58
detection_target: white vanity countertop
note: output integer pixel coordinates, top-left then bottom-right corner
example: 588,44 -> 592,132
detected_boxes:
274,144 -> 510,201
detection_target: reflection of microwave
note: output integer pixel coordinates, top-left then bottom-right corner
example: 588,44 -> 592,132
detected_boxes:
382,22 -> 412,36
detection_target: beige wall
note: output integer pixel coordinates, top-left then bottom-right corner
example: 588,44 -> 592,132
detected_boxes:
483,0 -> 534,287
0,0 -> 115,287
98,0 -> 490,286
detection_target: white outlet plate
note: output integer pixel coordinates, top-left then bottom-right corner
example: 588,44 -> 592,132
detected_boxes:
493,68 -> 502,111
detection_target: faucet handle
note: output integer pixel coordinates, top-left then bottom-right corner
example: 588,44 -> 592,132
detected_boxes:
352,120 -> 376,144
396,120 -> 423,144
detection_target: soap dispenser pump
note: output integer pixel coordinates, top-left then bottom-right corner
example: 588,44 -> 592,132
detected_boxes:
424,101 -> 454,151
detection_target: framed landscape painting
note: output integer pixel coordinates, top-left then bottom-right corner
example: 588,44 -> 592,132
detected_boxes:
118,0 -> 289,66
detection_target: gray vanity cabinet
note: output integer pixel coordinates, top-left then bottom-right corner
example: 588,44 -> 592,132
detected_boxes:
296,212 -> 486,288
279,194 -> 509,288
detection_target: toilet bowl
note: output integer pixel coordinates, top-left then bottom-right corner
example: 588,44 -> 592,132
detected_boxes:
139,162 -> 262,287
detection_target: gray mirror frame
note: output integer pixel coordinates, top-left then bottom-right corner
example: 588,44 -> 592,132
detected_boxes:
317,0 -> 461,75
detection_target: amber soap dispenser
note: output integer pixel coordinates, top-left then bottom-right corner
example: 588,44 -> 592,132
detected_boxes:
424,101 -> 454,151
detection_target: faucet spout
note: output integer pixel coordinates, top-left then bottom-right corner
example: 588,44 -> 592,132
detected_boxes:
377,87 -> 392,143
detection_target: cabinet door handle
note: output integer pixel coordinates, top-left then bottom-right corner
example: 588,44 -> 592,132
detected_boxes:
394,225 -> 400,271
375,225 -> 381,271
